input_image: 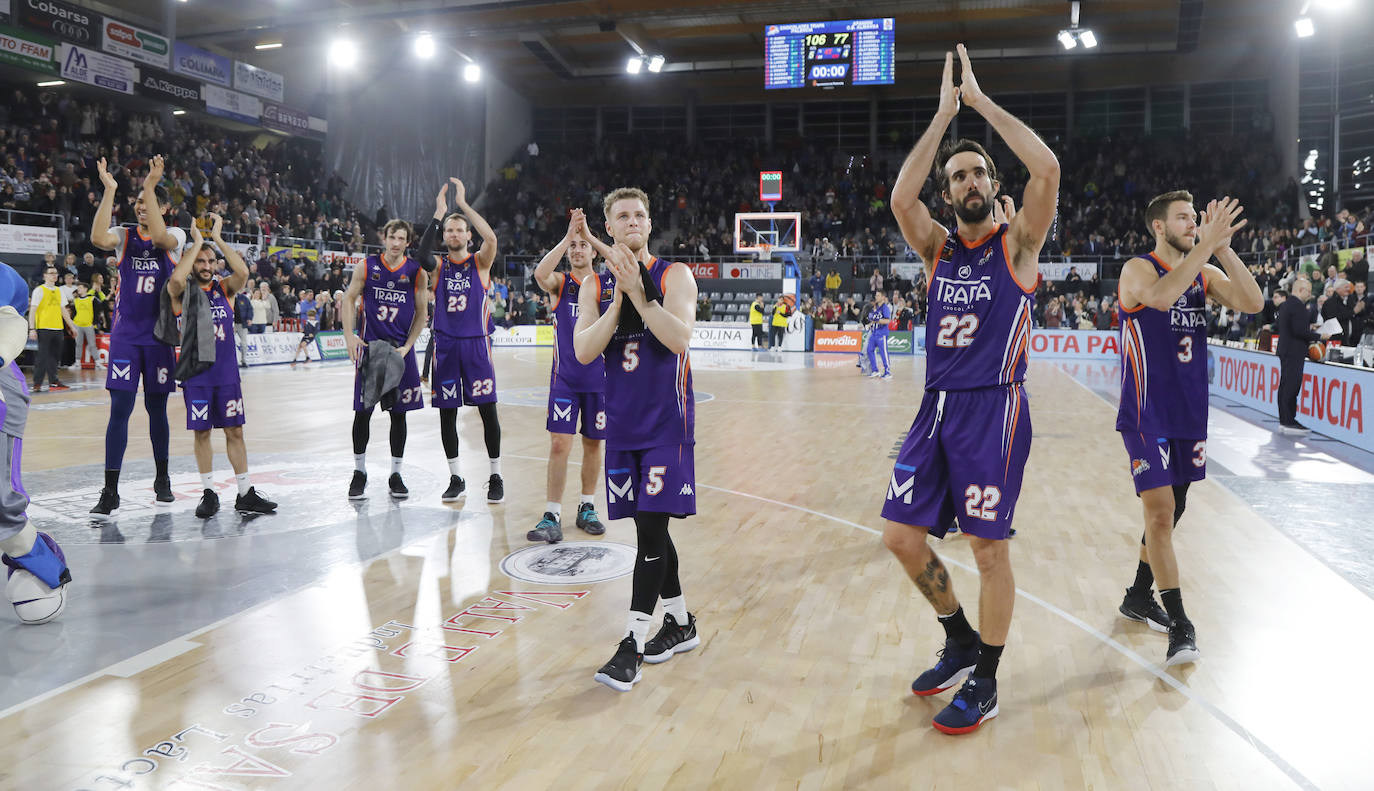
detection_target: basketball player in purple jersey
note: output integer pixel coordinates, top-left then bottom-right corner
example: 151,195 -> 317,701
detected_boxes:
527,209 -> 611,543
413,180 -> 504,504
342,220 -> 428,500
1116,192 -> 1259,666
89,155 -> 181,517
572,188 -> 700,692
883,46 -> 1059,734
166,215 -> 277,519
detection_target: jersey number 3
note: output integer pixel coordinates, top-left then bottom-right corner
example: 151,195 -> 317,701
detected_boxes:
936,315 -> 980,348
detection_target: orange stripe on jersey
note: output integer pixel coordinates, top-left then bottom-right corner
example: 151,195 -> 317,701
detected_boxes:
380,254 -> 409,273
958,225 -> 1001,249
1123,319 -> 1146,424
1001,231 -> 1036,294
1003,385 -> 1021,480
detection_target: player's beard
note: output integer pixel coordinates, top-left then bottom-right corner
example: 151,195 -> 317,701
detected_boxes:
953,193 -> 993,224
1164,229 -> 1195,255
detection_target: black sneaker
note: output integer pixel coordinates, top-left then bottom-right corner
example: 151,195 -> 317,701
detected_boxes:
932,676 -> 999,735
643,612 -> 700,664
348,470 -> 367,500
486,473 -> 504,503
388,472 -> 409,500
90,487 -> 120,518
234,487 -> 277,514
593,635 -> 643,692
1119,588 -> 1170,633
1166,619 -> 1201,667
526,512 -> 563,543
911,634 -> 980,696
153,477 -> 174,505
575,502 -> 605,535
441,475 -> 466,502
195,488 -> 220,518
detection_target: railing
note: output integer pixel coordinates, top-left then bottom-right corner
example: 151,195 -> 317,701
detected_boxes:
0,208 -> 68,256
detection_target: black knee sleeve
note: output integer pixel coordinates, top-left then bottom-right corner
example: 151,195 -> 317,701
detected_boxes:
1171,482 -> 1190,527
440,408 -> 459,459
352,409 -> 372,455
478,402 -> 501,458
389,411 -> 407,458
630,513 -> 672,614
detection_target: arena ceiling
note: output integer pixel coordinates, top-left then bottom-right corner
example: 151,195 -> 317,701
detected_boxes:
110,0 -> 1295,104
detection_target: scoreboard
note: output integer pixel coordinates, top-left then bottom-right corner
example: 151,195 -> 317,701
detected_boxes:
764,18 -> 895,90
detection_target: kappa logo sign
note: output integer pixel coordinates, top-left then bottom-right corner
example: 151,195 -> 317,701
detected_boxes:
679,483 -> 694,496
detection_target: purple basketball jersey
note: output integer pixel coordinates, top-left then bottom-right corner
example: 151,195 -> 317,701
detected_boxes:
182,282 -> 240,388
432,254 -> 490,339
361,254 -> 421,344
601,258 -> 694,451
552,270 -> 612,393
924,224 -> 1034,391
111,226 -> 180,344
1117,253 -> 1209,437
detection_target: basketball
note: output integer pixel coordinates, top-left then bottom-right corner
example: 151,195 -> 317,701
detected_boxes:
6,569 -> 66,625
1309,342 -> 1326,362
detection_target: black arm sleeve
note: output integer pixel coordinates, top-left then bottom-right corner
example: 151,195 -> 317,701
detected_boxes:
414,218 -> 441,272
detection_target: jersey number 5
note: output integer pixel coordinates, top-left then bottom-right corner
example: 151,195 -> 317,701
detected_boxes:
936,315 -> 980,348
622,341 -> 640,372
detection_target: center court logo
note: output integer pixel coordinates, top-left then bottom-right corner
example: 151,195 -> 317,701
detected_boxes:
500,541 -> 636,584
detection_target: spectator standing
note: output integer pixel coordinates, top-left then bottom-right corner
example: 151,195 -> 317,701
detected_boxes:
233,286 -> 252,367
825,268 -> 842,300
748,294 -> 767,349
69,282 -> 96,369
28,264 -> 73,391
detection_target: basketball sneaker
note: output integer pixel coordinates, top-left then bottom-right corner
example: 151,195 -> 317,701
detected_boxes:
1119,588 -> 1170,633
1166,619 -> 1201,666
486,474 -> 504,504
526,512 -> 563,544
195,488 -> 220,518
234,487 -> 277,514
881,372 -> 893,380
153,477 -> 174,505
643,612 -> 699,664
441,475 -> 466,502
90,488 -> 120,518
388,473 -> 409,500
49,382 -> 69,391
911,634 -> 980,696
348,470 -> 367,500
932,676 -> 999,735
593,635 -> 643,692
575,503 -> 605,535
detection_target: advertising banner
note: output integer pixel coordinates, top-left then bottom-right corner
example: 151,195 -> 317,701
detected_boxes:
885,330 -> 914,355
890,261 -> 924,281
234,59 -> 284,102
686,262 -> 720,279
723,262 -> 783,279
815,329 -> 863,352
267,244 -> 318,262
0,22 -> 55,73
315,331 -> 348,360
172,40 -> 230,87
0,222 -> 57,254
690,322 -> 752,350
1026,329 -> 1120,359
261,101 -> 310,136
60,42 -> 134,94
203,83 -> 261,124
1207,342 -> 1372,452
136,66 -> 201,105
243,331 -> 319,365
319,250 -> 365,270
491,326 -> 550,347
17,0 -> 98,46
1040,261 -> 1099,281
101,15 -> 167,69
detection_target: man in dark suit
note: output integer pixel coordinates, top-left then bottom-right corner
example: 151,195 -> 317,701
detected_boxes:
1277,278 -> 1329,434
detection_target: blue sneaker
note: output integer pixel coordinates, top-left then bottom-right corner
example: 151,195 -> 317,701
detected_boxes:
911,634 -> 979,696
526,512 -> 562,543
932,676 -> 999,735
2,532 -> 71,589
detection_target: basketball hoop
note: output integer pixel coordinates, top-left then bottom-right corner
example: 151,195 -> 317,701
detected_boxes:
758,243 -> 773,262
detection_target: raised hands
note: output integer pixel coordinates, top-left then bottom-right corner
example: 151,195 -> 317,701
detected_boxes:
449,177 -> 466,206
937,51 -> 959,119
605,242 -> 642,303
209,212 -> 224,240
955,44 -> 986,111
1197,197 -> 1247,252
143,154 -> 164,191
96,157 -> 117,191
434,182 -> 449,217
566,208 -> 587,241
993,195 -> 1016,225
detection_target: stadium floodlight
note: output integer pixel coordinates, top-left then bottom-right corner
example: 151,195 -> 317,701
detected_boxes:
647,55 -> 665,73
415,32 -> 435,59
463,63 -> 482,82
172,110 -> 187,116
1295,17 -> 1315,37
329,38 -> 358,68
626,56 -> 643,74
1079,29 -> 1097,48
1057,30 -> 1077,49
255,42 -> 282,50
36,80 -> 65,87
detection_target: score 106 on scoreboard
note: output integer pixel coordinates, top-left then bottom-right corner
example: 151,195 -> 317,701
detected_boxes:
765,18 -> 895,90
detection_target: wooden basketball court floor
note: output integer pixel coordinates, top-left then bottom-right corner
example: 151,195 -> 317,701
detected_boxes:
1,346 -> 1370,791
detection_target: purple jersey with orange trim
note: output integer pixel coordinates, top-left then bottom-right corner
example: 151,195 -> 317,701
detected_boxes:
552,269 -> 612,393
1116,253 -> 1209,437
924,223 -> 1034,391
601,257 -> 694,451
182,281 -> 239,388
361,254 -> 421,344
432,253 -> 490,338
111,225 -> 184,344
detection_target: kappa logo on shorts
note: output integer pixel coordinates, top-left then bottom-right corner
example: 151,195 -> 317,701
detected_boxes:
607,475 -> 635,503
1131,458 -> 1151,477
888,464 -> 916,504
112,362 -> 131,380
679,483 -> 693,496
552,403 -> 573,421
